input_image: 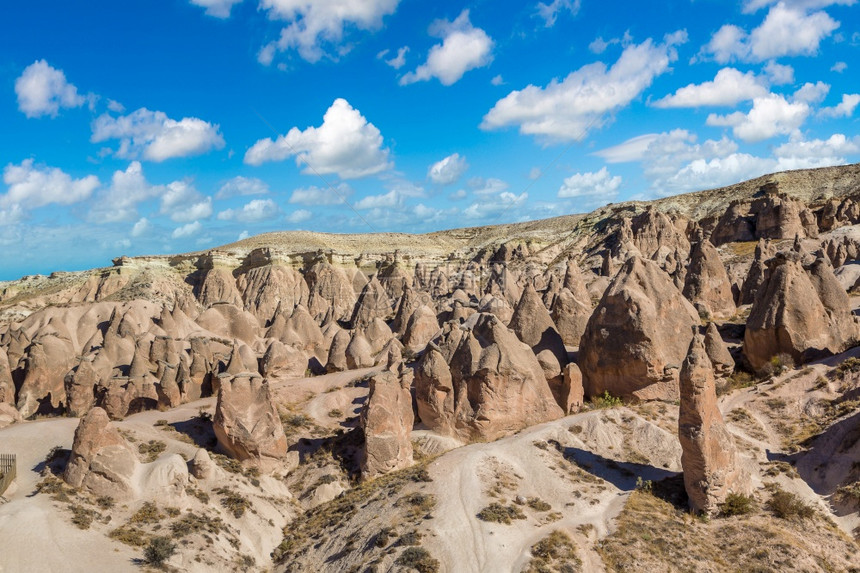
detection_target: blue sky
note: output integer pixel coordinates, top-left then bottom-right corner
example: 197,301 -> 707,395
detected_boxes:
1,0 -> 858,279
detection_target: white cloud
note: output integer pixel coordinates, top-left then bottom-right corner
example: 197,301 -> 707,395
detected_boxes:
819,93 -> 860,117
491,75 -> 505,86
237,230 -> 250,240
107,99 -> 125,113
831,61 -> 847,72
2,159 -> 99,209
449,188 -> 467,200
91,108 -> 225,161
354,189 -> 399,209
88,161 -> 163,222
558,167 -> 622,200
706,93 -> 811,142
774,134 -> 860,168
535,0 -> 580,27
400,11 -> 494,86
701,4 -> 839,62
215,176 -> 269,199
217,198 -> 279,222
664,153 -> 777,193
289,183 -> 352,205
427,153 -> 468,185
258,0 -> 400,63
793,80 -> 830,104
481,34 -> 686,142
189,0 -> 243,18
378,46 -> 408,69
172,221 -> 202,239
468,177 -> 509,195
653,68 -> 767,108
462,191 -> 528,219
15,60 -> 86,118
244,98 -> 391,178
286,209 -> 312,223
131,217 -> 151,237
160,181 -> 213,222
763,61 -> 795,84
743,0 -> 856,13
588,37 -> 613,54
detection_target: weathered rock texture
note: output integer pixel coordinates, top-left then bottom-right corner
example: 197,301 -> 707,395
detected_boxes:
64,407 -> 138,500
678,334 -> 748,514
744,252 -> 860,371
580,256 -> 700,401
213,374 -> 288,468
682,238 -> 736,320
360,364 -> 414,479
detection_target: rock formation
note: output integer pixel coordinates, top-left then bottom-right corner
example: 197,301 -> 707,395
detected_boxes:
682,237 -> 736,320
213,374 -> 288,468
64,407 -> 138,500
360,362 -> 414,479
744,252 -> 860,371
678,333 -> 748,514
579,256 -> 700,401
401,305 -> 440,353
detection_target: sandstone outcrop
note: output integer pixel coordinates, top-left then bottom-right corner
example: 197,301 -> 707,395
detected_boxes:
744,252 -> 860,370
360,363 -> 414,479
402,305 -> 440,353
679,334 -> 748,514
64,407 -> 138,500
580,256 -> 700,401
739,239 -> 775,305
351,275 -> 393,329
683,237 -> 736,320
213,374 -> 288,468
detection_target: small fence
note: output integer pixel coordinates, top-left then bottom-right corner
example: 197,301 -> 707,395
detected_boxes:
0,453 -> 16,497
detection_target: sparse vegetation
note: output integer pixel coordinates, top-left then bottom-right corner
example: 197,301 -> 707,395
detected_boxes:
129,502 -> 163,525
765,488 -> 814,520
477,502 -> 526,524
588,391 -> 623,409
525,530 -> 582,573
109,525 -> 150,547
395,547 -> 439,573
170,512 -> 225,538
143,536 -> 176,568
215,488 -> 251,518
527,497 -> 552,511
719,493 -> 756,517
137,440 -> 167,463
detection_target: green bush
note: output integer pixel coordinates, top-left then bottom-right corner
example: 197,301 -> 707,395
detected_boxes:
395,547 -> 439,573
144,536 -> 176,567
719,493 -> 756,517
589,391 -> 623,409
766,490 -> 813,520
477,502 -> 526,524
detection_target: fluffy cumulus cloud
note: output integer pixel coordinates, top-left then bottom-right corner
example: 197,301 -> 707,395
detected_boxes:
819,93 -> 860,118
558,167 -> 622,200
131,217 -> 151,237
258,0 -> 400,64
92,108 -> 225,161
702,3 -> 840,62
378,47 -> 408,69
172,221 -> 201,239
289,182 -> 352,205
286,209 -> 312,223
400,11 -> 494,86
706,91 -> 812,142
743,0 -> 856,13
663,154 -> 777,193
2,159 -> 99,209
774,134 -> 860,168
354,189 -> 400,209
244,98 -> 392,178
215,176 -> 270,199
217,198 -> 279,222
481,33 -> 686,142
653,68 -> 767,108
88,161 -> 164,223
535,0 -> 580,27
189,0 -> 243,18
463,191 -> 528,219
15,60 -> 87,118
160,181 -> 213,222
427,153 -> 468,185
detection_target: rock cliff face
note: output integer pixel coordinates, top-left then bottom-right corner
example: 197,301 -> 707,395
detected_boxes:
360,362 -> 414,479
679,334 -> 749,514
682,237 -> 736,320
744,252 -> 860,370
213,374 -> 288,468
580,256 -> 700,401
64,407 -> 138,500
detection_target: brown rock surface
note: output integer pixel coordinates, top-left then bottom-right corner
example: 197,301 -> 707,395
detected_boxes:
237,264 -> 309,321
360,364 -> 414,479
550,288 -> 591,347
213,373 -> 288,467
64,407 -> 138,500
682,238 -> 736,320
351,275 -> 393,329
744,252 -> 860,370
580,256 -> 700,401
678,334 -> 748,514
402,305 -> 440,352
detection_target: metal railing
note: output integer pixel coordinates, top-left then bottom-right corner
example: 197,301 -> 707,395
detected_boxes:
0,453 -> 16,497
